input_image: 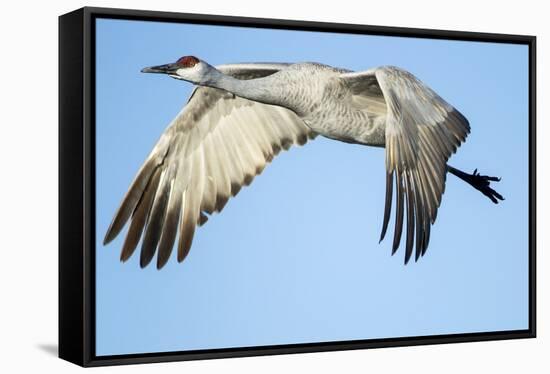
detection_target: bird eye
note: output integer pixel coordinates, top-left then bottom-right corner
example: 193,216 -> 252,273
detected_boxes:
176,56 -> 199,68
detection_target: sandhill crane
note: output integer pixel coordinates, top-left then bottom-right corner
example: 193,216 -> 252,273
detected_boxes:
103,56 -> 503,269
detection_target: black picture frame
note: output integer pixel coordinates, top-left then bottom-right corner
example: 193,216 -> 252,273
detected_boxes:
59,6 -> 537,367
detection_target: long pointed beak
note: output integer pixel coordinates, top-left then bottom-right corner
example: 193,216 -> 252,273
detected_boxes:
141,63 -> 179,74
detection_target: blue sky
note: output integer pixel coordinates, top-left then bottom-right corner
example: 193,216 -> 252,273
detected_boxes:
95,18 -> 529,356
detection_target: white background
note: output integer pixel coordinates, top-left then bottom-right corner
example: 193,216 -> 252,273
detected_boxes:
0,0 -> 546,372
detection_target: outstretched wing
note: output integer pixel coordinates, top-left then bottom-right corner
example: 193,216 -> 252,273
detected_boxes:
340,66 -> 470,263
103,63 -> 316,269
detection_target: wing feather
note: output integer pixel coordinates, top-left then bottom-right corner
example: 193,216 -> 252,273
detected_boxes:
156,179 -> 182,269
140,168 -> 172,268
178,145 -> 206,262
120,166 -> 162,262
199,137 -> 218,215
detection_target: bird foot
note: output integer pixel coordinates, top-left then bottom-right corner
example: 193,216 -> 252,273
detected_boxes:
463,169 -> 505,204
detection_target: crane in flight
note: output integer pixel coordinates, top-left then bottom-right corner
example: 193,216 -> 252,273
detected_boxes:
103,56 -> 503,269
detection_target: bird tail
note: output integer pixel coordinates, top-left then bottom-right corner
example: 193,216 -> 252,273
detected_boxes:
447,165 -> 504,204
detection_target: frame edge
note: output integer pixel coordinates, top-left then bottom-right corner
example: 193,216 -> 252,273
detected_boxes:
58,8 -> 86,367
528,35 -> 536,338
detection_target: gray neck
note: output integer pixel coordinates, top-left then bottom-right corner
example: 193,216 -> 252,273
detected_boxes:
200,68 -> 284,107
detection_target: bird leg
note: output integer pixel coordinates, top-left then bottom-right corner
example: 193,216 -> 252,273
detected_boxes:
447,165 -> 504,204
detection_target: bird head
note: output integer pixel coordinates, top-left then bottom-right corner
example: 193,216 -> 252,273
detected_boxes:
141,55 -> 214,84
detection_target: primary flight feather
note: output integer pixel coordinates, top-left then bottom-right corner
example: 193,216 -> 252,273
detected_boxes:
103,56 -> 503,269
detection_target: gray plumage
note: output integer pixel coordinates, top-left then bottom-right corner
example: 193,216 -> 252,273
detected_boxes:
104,57 -> 497,269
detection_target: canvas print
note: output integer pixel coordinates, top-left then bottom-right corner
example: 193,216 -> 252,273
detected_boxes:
95,18 -> 529,356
